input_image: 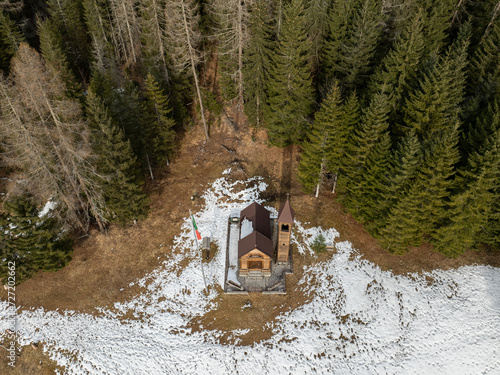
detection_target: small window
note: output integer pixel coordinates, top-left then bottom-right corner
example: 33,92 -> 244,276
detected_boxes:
281,224 -> 289,232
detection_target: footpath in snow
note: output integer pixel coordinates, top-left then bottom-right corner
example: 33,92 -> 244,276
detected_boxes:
0,175 -> 499,374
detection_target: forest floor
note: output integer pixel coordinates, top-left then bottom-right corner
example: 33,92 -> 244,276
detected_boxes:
1,112 -> 499,374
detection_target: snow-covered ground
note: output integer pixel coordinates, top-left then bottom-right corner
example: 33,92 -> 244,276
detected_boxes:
1,176 -> 499,374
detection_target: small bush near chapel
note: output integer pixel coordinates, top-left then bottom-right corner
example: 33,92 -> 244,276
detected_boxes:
311,234 -> 327,253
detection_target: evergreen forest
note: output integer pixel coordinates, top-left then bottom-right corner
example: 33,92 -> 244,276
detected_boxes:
0,0 -> 499,282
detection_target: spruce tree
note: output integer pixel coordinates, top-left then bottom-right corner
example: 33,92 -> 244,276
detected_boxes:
143,73 -> 176,167
334,91 -> 361,196
368,10 -> 425,114
462,21 -> 500,136
413,124 -> 461,235
431,128 -> 500,255
266,0 -> 314,146
303,0 -> 331,71
321,0 -> 361,84
378,130 -> 422,218
403,23 -> 470,140
341,93 -> 391,221
38,18 -> 82,99
45,0 -> 90,79
86,90 -> 149,224
0,10 -> 24,73
0,196 -> 73,285
329,0 -> 385,92
420,0 -> 455,58
378,188 -> 424,254
297,82 -> 343,194
243,0 -> 273,127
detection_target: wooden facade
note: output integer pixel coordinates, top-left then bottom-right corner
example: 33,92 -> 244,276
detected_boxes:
277,199 -> 295,263
239,249 -> 272,276
237,200 -> 295,277
238,203 -> 273,277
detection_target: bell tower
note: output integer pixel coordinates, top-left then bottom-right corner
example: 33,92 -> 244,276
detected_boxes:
276,196 -> 294,263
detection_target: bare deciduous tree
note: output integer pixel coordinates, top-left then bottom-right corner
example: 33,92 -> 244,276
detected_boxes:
164,0 -> 208,139
0,44 -> 107,231
210,0 -> 252,107
108,0 -> 140,67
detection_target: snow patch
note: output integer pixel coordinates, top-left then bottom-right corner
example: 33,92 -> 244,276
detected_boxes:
240,218 -> 253,239
0,176 -> 498,375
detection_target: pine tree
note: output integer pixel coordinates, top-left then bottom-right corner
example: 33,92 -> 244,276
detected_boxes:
0,196 -> 73,284
86,90 -> 149,224
243,0 -> 273,127
341,93 -> 391,220
143,73 -> 176,167
266,0 -> 314,146
297,82 -> 343,194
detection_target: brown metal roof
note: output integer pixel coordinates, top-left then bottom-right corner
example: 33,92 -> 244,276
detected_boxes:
238,231 -> 274,257
239,202 -> 271,238
278,199 -> 295,224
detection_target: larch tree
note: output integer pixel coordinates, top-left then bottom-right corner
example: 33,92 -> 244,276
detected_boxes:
0,44 -> 107,231
164,0 -> 208,139
242,0 -> 273,127
83,0 -> 117,72
265,0 -> 315,146
210,0 -> 252,106
108,0 -> 140,68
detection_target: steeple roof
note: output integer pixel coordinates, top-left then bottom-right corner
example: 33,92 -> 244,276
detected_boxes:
278,199 -> 295,224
